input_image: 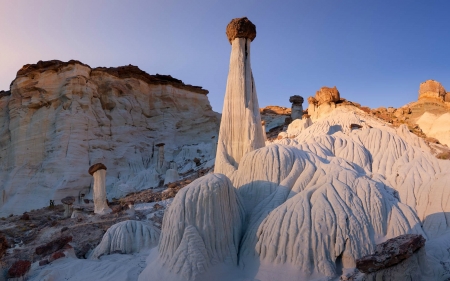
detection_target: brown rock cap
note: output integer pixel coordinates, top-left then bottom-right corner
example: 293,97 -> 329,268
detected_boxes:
15,60 -> 209,95
226,17 -> 256,44
61,196 -> 76,205
289,95 -> 304,105
88,163 -> 107,175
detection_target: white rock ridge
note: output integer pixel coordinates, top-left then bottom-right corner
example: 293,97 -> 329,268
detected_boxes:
214,18 -> 265,176
0,60 -> 220,216
89,220 -> 160,259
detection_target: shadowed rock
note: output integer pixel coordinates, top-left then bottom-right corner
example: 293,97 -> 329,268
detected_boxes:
35,235 -> 73,256
356,234 -> 426,273
88,163 -> 107,176
8,260 -> 31,278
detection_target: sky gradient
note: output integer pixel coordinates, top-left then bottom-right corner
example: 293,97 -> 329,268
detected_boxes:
1,0 -> 449,112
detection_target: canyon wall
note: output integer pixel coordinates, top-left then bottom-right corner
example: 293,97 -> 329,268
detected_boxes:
0,60 -> 220,216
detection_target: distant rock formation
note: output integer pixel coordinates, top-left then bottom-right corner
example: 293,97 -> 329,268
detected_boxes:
215,17 -> 265,176
418,80 -> 447,102
315,86 -> 340,105
0,60 -> 220,216
289,95 -> 304,120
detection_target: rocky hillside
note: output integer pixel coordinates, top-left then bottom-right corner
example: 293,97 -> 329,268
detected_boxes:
0,60 -> 220,216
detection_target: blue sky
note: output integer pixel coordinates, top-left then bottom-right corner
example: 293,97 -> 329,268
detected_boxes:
1,0 -> 449,112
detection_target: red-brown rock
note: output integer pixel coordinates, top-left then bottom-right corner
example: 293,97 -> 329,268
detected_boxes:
226,17 -> 256,44
8,260 -> 31,278
418,80 -> 446,101
35,235 -> 73,256
356,234 -> 426,274
88,163 -> 107,175
49,251 -> 66,262
0,233 -> 8,258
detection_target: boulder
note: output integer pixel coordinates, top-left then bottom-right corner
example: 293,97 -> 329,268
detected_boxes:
0,233 -> 8,258
356,234 -> 426,273
315,86 -> 340,105
8,260 -> 31,278
289,95 -> 304,120
35,235 -> 73,256
418,80 -> 446,102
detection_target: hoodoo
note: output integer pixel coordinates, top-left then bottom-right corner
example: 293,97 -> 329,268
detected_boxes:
88,163 -> 111,214
214,17 -> 265,176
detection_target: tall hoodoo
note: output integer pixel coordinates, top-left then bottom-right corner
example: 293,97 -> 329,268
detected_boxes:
215,17 -> 265,175
88,163 -> 111,214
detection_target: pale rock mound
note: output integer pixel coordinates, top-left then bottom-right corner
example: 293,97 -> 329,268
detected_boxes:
285,117 -> 312,138
0,60 -> 220,216
90,220 -> 160,259
141,173 -> 244,280
416,112 -> 450,147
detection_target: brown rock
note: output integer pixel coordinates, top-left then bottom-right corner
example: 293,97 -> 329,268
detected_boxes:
48,251 -> 66,262
307,96 -> 318,105
289,95 -> 304,105
111,205 -> 123,213
20,212 -> 30,220
356,234 -> 425,274
315,86 -> 340,106
0,233 -> 8,258
260,106 -> 291,115
39,259 -> 49,266
88,163 -> 107,175
446,92 -> 450,102
35,235 -> 73,256
61,196 -> 75,205
8,260 -> 31,278
418,80 -> 446,101
226,17 -> 256,44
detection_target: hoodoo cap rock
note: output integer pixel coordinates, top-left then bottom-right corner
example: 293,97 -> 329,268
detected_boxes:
226,17 -> 256,44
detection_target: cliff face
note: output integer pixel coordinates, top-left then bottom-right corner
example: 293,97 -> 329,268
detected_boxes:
0,60 -> 220,216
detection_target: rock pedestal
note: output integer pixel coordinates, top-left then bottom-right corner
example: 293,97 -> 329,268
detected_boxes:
215,17 -> 265,176
289,95 -> 304,120
89,163 -> 111,215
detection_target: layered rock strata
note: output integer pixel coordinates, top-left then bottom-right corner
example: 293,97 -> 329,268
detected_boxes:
0,60 -> 220,216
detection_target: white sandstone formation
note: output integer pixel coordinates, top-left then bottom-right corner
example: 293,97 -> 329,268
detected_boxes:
0,60 -> 220,216
214,17 -> 265,176
140,173 -> 244,281
416,112 -> 450,147
289,95 -> 304,120
89,163 -> 111,215
164,169 -> 179,185
90,220 -> 160,259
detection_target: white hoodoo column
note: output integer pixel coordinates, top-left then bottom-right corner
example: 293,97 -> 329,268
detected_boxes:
89,163 -> 111,215
215,17 -> 265,176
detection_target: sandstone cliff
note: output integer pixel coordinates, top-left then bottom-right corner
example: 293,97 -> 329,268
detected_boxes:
0,60 -> 220,216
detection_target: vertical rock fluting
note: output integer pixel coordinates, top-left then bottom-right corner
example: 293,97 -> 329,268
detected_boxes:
89,163 -> 111,214
215,17 -> 265,176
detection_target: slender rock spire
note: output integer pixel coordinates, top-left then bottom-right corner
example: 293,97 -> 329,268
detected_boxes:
215,17 -> 265,176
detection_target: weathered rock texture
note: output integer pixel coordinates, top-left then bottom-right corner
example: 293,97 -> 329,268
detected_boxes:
315,86 -> 340,105
92,168 -> 111,214
225,17 -> 256,44
149,174 -> 244,280
215,17 -> 265,176
90,220 -> 160,259
356,234 -> 426,273
418,80 -> 447,102
0,60 -> 220,216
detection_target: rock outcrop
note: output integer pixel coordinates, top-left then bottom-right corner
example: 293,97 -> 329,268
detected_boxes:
418,80 -> 446,102
315,86 -> 340,105
90,220 -> 160,259
0,60 -> 220,216
215,17 -> 265,176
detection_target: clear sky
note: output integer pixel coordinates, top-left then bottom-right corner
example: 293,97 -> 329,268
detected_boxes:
1,0 -> 449,112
